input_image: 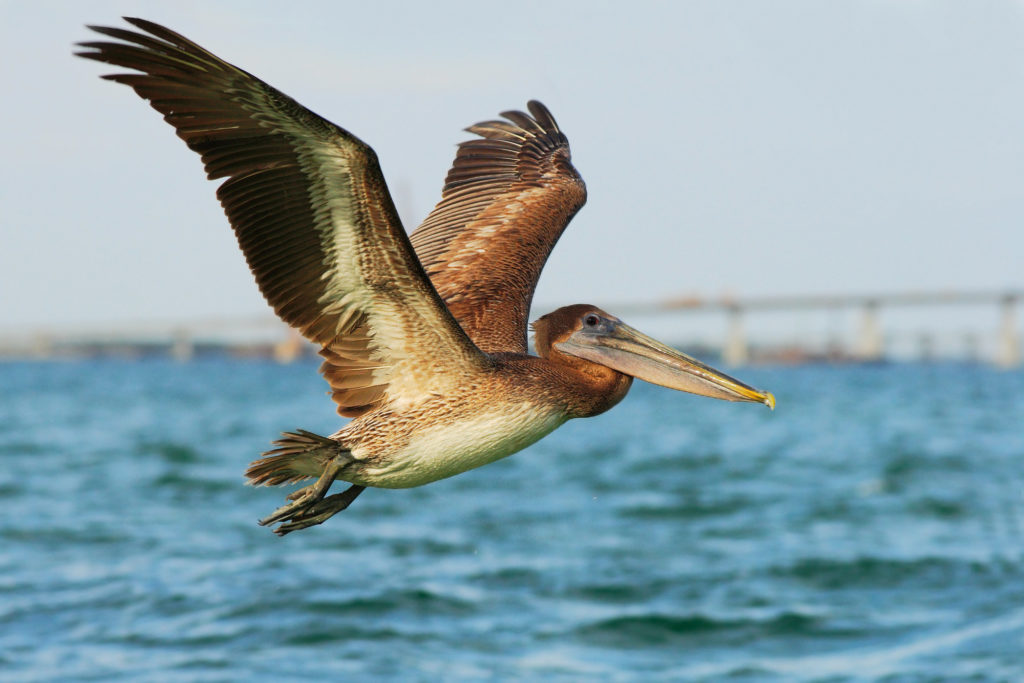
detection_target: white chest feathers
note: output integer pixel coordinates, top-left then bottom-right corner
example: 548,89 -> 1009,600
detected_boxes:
356,403 -> 568,489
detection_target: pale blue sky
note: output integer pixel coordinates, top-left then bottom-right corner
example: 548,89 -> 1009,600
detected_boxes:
2,1 -> 1022,347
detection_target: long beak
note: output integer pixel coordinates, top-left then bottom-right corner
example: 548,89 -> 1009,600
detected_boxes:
555,321 -> 775,408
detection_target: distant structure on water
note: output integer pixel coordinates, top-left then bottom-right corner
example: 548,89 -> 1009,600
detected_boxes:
616,289 -> 1022,369
1,289 -> 1020,368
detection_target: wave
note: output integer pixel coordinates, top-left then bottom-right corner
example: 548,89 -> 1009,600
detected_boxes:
574,610 -> 835,647
136,440 -> 203,464
619,495 -> 752,519
771,554 -> 1022,589
303,588 -> 476,617
150,471 -> 234,494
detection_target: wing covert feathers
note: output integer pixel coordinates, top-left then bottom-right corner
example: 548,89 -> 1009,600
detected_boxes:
410,100 -> 587,354
78,18 -> 485,416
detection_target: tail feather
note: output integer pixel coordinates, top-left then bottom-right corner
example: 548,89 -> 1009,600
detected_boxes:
246,430 -> 346,487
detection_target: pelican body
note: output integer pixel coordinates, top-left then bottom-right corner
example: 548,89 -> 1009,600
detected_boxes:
78,19 -> 774,534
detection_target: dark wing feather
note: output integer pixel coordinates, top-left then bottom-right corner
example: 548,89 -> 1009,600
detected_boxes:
78,18 -> 486,415
410,101 -> 587,354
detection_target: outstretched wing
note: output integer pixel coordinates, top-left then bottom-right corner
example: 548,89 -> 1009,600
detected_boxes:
77,18 -> 487,416
410,101 -> 587,354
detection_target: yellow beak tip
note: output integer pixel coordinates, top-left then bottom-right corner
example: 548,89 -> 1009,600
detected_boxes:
764,392 -> 776,411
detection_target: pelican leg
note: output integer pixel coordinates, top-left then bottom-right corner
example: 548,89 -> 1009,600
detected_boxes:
258,458 -> 345,528
272,485 -> 366,536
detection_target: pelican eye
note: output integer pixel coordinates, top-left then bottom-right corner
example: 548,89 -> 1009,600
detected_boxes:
584,314 -> 600,327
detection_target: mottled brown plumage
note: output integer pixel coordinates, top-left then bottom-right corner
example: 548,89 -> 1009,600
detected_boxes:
78,19 -> 773,535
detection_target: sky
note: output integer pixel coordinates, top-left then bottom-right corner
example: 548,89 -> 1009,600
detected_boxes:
2,1 -> 1022,350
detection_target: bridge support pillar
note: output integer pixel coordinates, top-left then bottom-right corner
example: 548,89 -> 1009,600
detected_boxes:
31,333 -> 54,359
963,333 -> 980,364
274,331 -> 305,364
996,294 -> 1021,369
171,328 -> 194,362
856,300 -> 884,362
723,307 -> 748,366
917,333 -> 935,362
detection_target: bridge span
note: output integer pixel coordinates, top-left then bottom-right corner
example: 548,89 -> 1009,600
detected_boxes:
2,289 -> 1020,368
611,289 -> 1022,368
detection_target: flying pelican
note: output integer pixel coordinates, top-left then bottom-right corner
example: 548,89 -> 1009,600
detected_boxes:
77,18 -> 774,535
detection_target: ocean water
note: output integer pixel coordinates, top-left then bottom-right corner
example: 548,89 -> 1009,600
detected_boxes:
1,359 -> 1023,681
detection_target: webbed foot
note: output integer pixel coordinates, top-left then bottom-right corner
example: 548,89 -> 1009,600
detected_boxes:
257,458 -> 360,534
270,485 -> 366,536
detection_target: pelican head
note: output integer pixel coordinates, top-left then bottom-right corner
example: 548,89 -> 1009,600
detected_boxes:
534,304 -> 775,408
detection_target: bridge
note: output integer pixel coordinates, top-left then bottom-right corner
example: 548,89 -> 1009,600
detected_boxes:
612,289 -> 1022,368
0,315 -> 303,363
1,289 -> 1020,367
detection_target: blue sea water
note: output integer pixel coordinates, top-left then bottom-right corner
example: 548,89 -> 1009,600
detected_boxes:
1,359 -> 1023,681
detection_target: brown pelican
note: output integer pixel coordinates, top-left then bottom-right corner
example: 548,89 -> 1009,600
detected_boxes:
77,18 -> 774,535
